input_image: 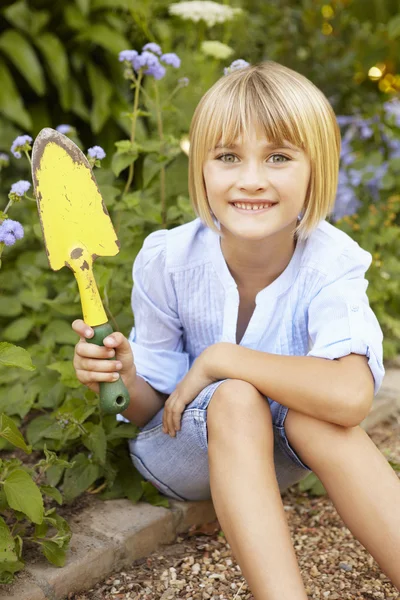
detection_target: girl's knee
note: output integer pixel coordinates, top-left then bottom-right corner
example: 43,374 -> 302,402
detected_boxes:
207,379 -> 273,431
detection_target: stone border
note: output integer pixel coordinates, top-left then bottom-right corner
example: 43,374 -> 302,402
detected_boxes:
6,369 -> 399,600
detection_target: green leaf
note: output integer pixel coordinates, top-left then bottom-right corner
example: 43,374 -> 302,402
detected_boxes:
42,320 -> 78,347
82,423 -> 107,465
34,33 -> 69,90
0,414 -> 31,453
91,0 -> 137,8
0,30 -> 45,96
46,361 -> 81,388
75,24 -> 130,54
39,540 -> 67,567
0,59 -> 31,129
39,485 -> 63,505
75,0 -> 91,15
0,516 -> 24,583
4,469 -> 44,524
388,15 -> 400,39
62,453 -> 101,503
0,343 -> 35,371
141,481 -> 170,508
63,4 -> 88,30
111,152 -> 137,177
3,2 -> 31,33
87,62 -> 113,133
0,295 -> 23,317
3,317 -> 35,342
0,383 -> 36,419
380,173 -> 395,190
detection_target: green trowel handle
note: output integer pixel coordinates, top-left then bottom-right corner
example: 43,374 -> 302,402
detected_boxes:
85,322 -> 130,415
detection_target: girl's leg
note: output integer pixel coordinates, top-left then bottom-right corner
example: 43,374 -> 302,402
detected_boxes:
207,380 -> 308,600
285,408 -> 400,591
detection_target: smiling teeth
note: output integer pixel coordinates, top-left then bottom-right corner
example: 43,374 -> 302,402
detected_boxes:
233,202 -> 273,210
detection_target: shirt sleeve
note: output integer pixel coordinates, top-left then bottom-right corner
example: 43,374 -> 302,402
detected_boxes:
127,228 -> 189,396
306,244 -> 385,395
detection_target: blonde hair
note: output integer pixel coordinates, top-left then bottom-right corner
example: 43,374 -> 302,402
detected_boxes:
188,60 -> 341,242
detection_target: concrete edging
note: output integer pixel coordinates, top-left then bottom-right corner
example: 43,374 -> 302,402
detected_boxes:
5,368 -> 399,600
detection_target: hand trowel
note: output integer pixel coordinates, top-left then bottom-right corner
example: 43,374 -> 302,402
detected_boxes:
31,128 -> 130,415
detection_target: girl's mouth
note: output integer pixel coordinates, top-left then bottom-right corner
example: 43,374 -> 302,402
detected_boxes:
230,202 -> 278,214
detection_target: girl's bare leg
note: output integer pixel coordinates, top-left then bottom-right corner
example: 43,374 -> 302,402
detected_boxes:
207,380 -> 308,600
286,409 -> 400,591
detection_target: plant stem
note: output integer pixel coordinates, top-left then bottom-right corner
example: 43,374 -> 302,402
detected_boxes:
153,79 -> 167,228
123,71 -> 144,197
24,150 -> 32,168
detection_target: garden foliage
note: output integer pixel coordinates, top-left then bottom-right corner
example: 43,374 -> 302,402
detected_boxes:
0,0 -> 400,582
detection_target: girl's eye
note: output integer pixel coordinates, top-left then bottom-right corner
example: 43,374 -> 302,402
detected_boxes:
216,153 -> 238,163
216,153 -> 290,164
268,154 -> 290,163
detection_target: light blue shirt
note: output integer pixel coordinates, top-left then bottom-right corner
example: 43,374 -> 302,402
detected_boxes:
126,217 -> 385,400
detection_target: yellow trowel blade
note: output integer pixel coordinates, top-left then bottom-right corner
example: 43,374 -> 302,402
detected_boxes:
31,128 -> 119,327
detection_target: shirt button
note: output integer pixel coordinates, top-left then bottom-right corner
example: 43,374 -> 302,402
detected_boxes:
350,304 -> 359,312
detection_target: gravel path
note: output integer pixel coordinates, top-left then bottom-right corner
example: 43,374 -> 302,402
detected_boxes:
71,415 -> 400,600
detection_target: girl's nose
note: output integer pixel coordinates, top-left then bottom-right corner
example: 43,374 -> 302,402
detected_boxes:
237,163 -> 269,191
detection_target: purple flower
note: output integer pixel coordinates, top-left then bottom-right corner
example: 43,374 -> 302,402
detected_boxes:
142,43 -> 162,56
178,77 -> 190,87
132,51 -> 159,72
332,171 -> 361,220
56,124 -> 72,134
87,146 -> 106,160
144,63 -> 166,80
383,99 -> 400,127
119,50 -> 138,63
0,219 -> 24,246
388,138 -> 400,158
224,59 -> 250,76
10,180 -> 31,197
10,135 -> 33,159
160,53 -> 181,68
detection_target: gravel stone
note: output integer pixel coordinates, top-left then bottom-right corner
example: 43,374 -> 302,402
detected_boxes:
71,415 -> 400,600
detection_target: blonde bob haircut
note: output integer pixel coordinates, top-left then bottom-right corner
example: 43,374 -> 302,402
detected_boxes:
188,60 -> 341,242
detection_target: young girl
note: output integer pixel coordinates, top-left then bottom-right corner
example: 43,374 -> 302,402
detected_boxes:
73,61 -> 400,598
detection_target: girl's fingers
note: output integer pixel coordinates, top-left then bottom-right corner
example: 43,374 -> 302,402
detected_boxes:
78,357 -> 121,372
76,369 -> 120,384
76,340 -> 115,359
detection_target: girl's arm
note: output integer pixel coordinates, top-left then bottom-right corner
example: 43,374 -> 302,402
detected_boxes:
205,343 -> 374,428
120,373 -> 168,428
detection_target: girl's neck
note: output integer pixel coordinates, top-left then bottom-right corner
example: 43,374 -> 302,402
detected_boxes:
220,231 -> 297,292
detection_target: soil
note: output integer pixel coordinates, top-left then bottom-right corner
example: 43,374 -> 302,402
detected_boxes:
66,413 -> 399,600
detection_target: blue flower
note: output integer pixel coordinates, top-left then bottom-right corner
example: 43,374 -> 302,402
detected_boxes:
333,171 -> 361,220
87,146 -> 106,160
144,63 -> 166,80
10,135 -> 33,159
383,99 -> 400,127
132,51 -> 159,72
142,43 -> 162,56
0,219 -> 24,246
10,180 -> 31,197
119,50 -> 138,63
224,59 -> 250,76
56,124 -> 72,134
160,53 -> 181,68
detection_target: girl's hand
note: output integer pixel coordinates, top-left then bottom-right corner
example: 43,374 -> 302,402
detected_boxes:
72,319 -> 136,394
162,350 -> 218,437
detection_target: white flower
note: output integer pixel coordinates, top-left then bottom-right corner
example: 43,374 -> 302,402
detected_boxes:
201,40 -> 234,59
169,1 -> 242,28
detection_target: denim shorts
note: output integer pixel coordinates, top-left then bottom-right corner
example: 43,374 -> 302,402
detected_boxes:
128,379 -> 312,502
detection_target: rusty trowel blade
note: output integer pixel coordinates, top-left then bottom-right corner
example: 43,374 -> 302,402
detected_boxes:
31,127 -> 119,272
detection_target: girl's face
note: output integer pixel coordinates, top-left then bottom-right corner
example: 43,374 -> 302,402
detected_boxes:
203,127 -> 311,242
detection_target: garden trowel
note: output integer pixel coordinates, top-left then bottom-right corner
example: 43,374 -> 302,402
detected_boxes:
31,128 -> 130,415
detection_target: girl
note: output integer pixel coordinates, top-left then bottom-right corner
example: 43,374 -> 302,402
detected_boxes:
73,61 -> 400,599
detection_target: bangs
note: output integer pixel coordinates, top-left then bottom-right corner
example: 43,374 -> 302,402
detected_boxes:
203,72 -> 306,156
